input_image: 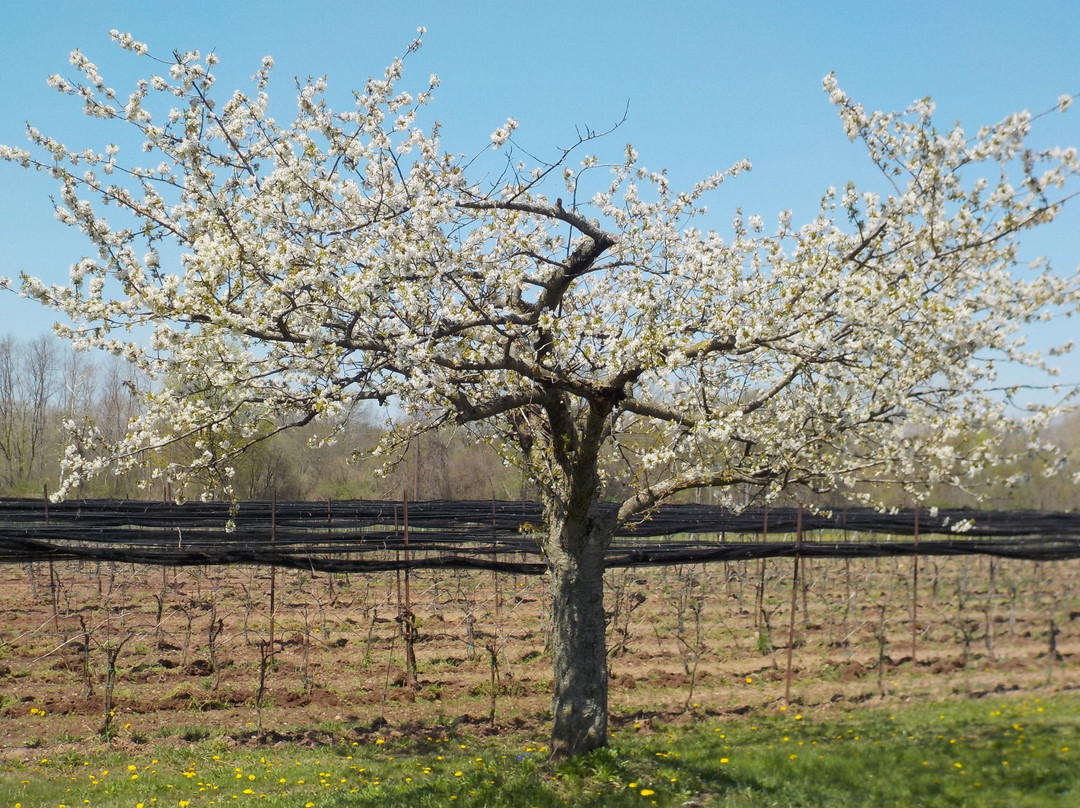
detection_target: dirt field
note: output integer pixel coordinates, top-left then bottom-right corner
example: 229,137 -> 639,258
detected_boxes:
1,553 -> 1078,761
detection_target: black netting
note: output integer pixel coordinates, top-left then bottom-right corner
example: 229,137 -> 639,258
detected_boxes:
2,498 -> 1078,573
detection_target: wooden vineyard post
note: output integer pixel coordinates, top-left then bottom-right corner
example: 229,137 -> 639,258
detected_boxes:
985,556 -> 997,661
491,496 -> 501,652
784,504 -> 803,705
402,492 -> 417,688
755,504 -> 769,630
269,490 -> 277,662
489,495 -> 502,726
44,485 -> 60,632
492,496 -> 499,617
911,503 -> 919,663
1047,618 -> 1060,685
394,501 -> 401,610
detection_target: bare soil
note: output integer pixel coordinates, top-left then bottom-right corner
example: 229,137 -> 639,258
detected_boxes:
2,554 -> 1078,761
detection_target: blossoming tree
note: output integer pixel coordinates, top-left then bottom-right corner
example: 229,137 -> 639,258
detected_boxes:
3,31 -> 1079,755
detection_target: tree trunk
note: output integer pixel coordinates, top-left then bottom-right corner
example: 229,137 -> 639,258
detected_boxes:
546,510 -> 611,758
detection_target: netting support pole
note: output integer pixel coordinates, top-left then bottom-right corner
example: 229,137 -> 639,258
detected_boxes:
269,489 -> 277,662
755,505 -> 769,630
784,504 -> 802,705
402,491 -> 417,688
911,503 -> 919,663
44,484 -> 60,632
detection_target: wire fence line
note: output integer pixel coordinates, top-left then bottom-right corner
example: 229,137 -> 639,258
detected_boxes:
2,498 -> 1079,572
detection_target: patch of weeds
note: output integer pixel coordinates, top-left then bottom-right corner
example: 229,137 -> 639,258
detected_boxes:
423,682 -> 446,701
187,697 -> 230,711
181,726 -> 210,742
756,627 -> 772,654
51,750 -> 89,769
468,677 -> 535,698
555,745 -> 627,787
162,682 -> 195,701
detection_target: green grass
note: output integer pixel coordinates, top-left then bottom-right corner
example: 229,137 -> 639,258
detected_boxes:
1,695 -> 1077,807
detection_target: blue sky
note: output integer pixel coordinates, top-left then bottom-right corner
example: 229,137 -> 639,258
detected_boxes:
1,0 -> 1078,397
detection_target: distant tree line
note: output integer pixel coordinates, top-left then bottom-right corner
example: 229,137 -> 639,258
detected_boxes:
0,333 -> 527,502
1,333 -> 139,497
1,331 -> 1077,510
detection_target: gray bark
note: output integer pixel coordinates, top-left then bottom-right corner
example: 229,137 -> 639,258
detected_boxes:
545,496 -> 614,758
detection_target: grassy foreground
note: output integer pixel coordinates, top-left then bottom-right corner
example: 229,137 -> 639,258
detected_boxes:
2,695 -> 1077,808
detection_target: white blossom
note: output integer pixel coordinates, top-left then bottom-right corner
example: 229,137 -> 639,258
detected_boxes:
490,117 -> 518,149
